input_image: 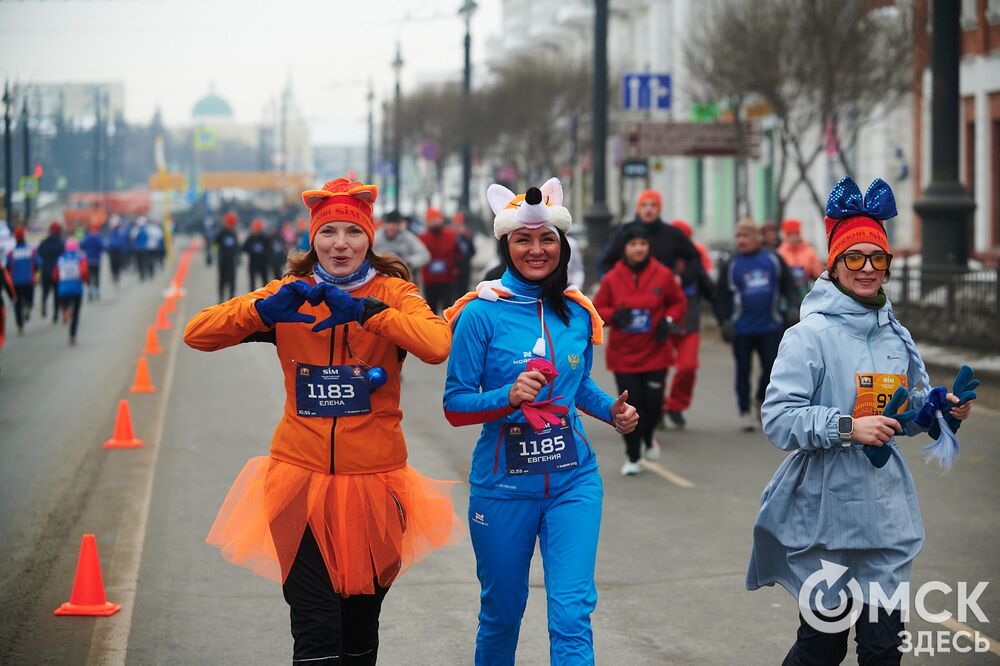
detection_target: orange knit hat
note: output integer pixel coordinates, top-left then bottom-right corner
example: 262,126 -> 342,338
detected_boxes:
823,178 -> 895,270
635,189 -> 662,213
781,218 -> 802,235
302,177 -> 378,246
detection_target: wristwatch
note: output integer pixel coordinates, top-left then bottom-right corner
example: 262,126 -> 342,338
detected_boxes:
837,415 -> 854,446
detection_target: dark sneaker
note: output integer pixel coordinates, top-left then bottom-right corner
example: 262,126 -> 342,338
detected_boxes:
667,411 -> 686,429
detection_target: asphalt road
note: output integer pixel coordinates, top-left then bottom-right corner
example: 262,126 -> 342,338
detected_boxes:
1,242 -> 998,665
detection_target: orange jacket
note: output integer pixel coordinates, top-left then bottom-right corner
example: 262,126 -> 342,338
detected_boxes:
184,274 -> 451,475
777,241 -> 824,280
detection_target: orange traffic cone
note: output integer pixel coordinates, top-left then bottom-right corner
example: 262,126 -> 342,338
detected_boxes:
54,534 -> 121,616
129,356 -> 157,394
142,325 -> 163,355
165,294 -> 176,314
155,304 -> 170,330
103,399 -> 144,449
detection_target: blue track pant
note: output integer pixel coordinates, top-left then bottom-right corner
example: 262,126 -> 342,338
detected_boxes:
468,472 -> 603,666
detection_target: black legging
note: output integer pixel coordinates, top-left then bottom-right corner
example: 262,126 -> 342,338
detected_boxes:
423,283 -> 453,316
281,526 -> 389,664
732,330 -> 782,414
61,294 -> 82,339
783,602 -> 903,666
13,284 -> 34,328
218,265 -> 236,303
614,369 -> 667,463
41,274 -> 58,321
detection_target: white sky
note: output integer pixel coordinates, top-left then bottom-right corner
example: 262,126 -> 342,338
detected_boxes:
0,0 -> 501,144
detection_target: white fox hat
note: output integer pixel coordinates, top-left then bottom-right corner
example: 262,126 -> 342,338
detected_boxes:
486,177 -> 572,240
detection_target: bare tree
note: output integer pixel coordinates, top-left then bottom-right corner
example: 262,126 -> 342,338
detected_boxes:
395,56 -> 591,201
685,0 -> 912,221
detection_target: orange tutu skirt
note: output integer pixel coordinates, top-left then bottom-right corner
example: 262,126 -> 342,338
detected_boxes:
206,456 -> 464,596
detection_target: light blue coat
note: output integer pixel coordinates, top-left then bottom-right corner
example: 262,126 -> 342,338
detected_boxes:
746,276 -> 927,608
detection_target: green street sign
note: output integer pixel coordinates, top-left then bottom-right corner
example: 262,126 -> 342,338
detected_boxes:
19,175 -> 39,198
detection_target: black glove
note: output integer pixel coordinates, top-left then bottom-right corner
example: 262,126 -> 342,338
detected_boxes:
611,309 -> 632,329
720,320 -> 735,344
654,317 -> 683,342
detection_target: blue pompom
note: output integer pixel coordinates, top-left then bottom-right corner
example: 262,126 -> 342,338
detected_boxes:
366,366 -> 387,392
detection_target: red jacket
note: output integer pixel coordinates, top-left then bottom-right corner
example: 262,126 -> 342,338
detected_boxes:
593,258 -> 687,373
418,227 -> 461,285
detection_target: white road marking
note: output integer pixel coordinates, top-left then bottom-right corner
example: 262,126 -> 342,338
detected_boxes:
87,283 -> 185,666
938,617 -> 1000,656
641,460 -> 696,488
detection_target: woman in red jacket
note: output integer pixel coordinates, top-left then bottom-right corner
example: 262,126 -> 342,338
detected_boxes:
593,227 -> 686,475
185,178 -> 462,664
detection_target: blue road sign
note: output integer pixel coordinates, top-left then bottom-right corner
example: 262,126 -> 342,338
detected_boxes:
622,73 -> 672,111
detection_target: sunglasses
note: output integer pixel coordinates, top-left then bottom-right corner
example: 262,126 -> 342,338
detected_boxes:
837,251 -> 892,271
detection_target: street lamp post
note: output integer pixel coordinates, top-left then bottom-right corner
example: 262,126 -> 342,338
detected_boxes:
3,83 -> 13,223
459,0 -> 477,217
366,83 -> 374,184
21,96 -> 31,224
392,45 -> 404,212
913,0 -> 975,271
584,0 -> 613,287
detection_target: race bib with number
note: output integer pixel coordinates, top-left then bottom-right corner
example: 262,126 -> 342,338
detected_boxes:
504,419 -> 578,476
429,259 -> 448,275
58,257 -> 81,281
295,364 -> 371,417
853,372 -> 908,418
622,308 -> 652,333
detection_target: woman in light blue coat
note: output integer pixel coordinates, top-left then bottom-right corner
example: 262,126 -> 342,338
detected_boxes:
746,178 -> 975,665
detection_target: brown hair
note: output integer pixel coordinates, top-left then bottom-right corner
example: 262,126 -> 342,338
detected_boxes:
286,248 -> 412,282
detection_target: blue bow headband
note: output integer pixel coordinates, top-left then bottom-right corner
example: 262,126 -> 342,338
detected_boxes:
825,176 -> 898,222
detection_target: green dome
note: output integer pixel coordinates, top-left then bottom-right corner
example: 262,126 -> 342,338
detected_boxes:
192,93 -> 233,119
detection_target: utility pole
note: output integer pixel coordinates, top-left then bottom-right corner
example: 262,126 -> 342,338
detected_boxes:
914,0 -> 975,271
366,83 -> 374,184
459,0 -> 477,216
2,83 -> 11,222
583,0 -> 612,286
21,95 -> 31,223
392,44 -> 404,212
93,88 -> 102,194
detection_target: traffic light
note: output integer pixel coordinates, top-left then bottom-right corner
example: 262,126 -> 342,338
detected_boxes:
34,163 -> 43,179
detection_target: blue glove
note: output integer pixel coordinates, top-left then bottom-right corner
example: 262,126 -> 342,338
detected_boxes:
915,386 -> 949,431
866,386 -> 916,469
254,281 -> 316,327
936,365 -> 979,437
306,282 -> 366,332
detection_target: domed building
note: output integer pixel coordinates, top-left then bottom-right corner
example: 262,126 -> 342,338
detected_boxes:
192,89 -> 235,124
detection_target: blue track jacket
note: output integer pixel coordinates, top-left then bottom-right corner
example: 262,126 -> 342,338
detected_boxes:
444,271 -> 615,499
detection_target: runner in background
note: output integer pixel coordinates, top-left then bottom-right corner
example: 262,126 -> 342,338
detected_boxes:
107,216 -> 128,287
53,237 -> 89,346
37,221 -> 65,322
215,212 -> 240,302
714,219 -> 800,431
6,226 -> 37,334
663,220 -> 715,429
81,221 -> 105,301
374,210 -> 430,280
243,218 -> 271,291
419,208 -> 461,315
593,226 -> 686,474
777,218 -> 824,299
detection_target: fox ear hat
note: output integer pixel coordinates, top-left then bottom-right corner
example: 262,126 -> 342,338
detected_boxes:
487,177 -> 572,240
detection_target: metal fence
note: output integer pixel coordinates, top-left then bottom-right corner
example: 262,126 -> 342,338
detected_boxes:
885,265 -> 1000,351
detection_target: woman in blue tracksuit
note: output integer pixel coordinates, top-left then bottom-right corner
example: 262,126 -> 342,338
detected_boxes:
444,178 -> 638,666
746,178 -> 976,665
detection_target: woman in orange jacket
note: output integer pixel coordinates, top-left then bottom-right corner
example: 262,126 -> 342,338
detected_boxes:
184,177 -> 462,665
